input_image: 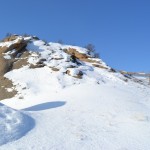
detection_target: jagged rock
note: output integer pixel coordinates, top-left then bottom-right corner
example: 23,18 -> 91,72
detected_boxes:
0,76 -> 17,100
0,38 -> 27,54
0,38 -> 28,76
64,48 -> 110,70
64,48 -> 88,60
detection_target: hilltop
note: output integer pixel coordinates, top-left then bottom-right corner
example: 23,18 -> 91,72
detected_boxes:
0,34 -> 119,100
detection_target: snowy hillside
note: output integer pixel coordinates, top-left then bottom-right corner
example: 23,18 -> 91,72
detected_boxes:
0,35 -> 150,150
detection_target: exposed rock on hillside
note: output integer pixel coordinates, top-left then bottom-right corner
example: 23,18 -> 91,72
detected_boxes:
0,76 -> 17,100
0,36 -> 29,75
0,34 -> 132,100
0,35 -> 110,77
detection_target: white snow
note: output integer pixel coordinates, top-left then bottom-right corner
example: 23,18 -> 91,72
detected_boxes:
1,36 -> 150,150
67,68 -> 80,77
62,44 -> 89,54
1,82 -> 150,150
3,55 -> 11,59
2,49 -> 16,59
0,103 -> 34,146
0,37 -> 23,47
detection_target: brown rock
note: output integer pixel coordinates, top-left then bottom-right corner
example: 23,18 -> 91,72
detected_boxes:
0,57 -> 13,76
0,76 -> 17,100
65,48 -> 88,60
0,38 -> 28,76
50,67 -> 59,71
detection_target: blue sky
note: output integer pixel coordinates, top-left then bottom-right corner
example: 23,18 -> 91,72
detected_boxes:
0,0 -> 150,72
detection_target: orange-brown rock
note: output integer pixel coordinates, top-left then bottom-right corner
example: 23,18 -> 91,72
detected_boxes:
65,48 -> 88,60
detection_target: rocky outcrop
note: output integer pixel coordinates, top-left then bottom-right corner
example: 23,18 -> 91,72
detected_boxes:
0,76 -> 17,100
63,47 -> 110,70
0,37 -> 28,76
0,36 -> 29,100
64,48 -> 89,60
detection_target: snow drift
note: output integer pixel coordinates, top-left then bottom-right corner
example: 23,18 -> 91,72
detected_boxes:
0,103 -> 34,146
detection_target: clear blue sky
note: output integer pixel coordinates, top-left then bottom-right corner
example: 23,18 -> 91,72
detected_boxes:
0,0 -> 150,72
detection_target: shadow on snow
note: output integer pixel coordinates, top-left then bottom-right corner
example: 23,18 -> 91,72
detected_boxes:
23,101 -> 66,111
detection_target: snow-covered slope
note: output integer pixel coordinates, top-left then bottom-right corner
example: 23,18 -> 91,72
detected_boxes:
0,35 -> 150,150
